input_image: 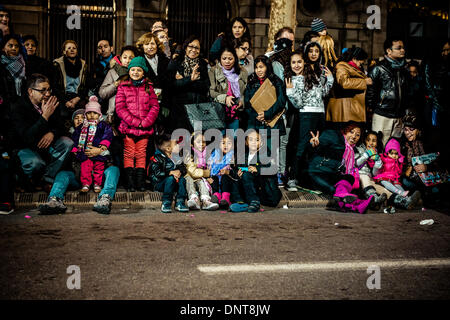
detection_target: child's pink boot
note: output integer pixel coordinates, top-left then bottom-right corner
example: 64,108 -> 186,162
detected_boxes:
333,180 -> 358,203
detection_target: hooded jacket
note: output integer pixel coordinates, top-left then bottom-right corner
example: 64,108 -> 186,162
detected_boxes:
373,138 -> 404,183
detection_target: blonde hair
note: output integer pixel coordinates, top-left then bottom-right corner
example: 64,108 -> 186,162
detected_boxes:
136,32 -> 165,56
318,35 -> 338,69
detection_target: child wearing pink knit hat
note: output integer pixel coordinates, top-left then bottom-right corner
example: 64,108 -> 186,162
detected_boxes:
71,96 -> 113,193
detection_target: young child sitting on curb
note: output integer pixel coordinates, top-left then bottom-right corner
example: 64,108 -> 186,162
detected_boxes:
185,132 -> 219,211
208,134 -> 236,209
150,134 -> 189,213
230,130 -> 282,212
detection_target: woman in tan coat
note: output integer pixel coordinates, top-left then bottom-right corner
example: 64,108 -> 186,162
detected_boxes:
326,47 -> 372,125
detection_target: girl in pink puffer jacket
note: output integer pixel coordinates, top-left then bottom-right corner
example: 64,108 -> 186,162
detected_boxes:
115,56 -> 160,191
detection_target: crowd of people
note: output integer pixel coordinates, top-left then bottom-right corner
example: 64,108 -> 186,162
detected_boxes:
0,6 -> 449,216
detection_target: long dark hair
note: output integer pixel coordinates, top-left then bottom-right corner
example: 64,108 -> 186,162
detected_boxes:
269,40 -> 292,71
303,41 -> 323,90
284,49 -> 305,80
248,55 -> 276,86
225,17 -> 251,43
0,34 -> 24,55
218,46 -> 241,75
339,46 -> 368,63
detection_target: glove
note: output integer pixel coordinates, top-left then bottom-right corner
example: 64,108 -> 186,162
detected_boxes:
365,148 -> 376,158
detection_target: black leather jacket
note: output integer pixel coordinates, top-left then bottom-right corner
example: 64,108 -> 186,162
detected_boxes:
366,58 -> 410,118
149,149 -> 187,185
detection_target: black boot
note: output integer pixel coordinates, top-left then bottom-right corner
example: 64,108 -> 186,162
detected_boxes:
125,167 -> 135,192
363,186 -> 387,210
391,191 -> 421,210
134,168 -> 147,192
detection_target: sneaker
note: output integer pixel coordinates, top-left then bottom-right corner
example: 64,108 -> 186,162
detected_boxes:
229,202 -> 249,212
38,196 -> 67,215
187,197 -> 201,210
0,202 -> 14,215
248,200 -> 260,213
175,201 -> 189,213
211,194 -> 219,204
80,185 -> 90,193
161,201 -> 172,213
277,173 -> 284,186
93,185 -> 102,193
202,200 -> 219,211
93,194 -> 112,215
286,179 -> 298,192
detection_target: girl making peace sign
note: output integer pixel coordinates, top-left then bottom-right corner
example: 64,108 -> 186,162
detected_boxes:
285,47 -> 334,191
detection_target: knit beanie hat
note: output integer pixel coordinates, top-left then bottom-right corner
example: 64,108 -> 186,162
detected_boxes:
84,96 -> 102,116
311,18 -> 327,33
127,56 -> 148,73
72,108 -> 85,121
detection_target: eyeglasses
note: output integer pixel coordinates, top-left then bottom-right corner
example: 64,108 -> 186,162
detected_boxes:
187,45 -> 200,51
240,46 -> 250,53
32,87 -> 52,94
391,46 -> 405,51
404,127 -> 415,132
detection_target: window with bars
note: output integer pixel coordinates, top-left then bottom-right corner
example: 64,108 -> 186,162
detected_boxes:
47,0 -> 116,73
166,0 -> 232,57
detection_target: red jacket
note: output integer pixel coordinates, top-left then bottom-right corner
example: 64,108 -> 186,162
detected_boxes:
115,79 -> 160,136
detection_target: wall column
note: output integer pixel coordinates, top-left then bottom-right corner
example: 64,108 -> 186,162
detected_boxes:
267,0 -> 297,51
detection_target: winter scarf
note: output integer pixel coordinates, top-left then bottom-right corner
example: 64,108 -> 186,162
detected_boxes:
385,55 -> 405,70
77,119 -> 98,150
193,147 -> 207,169
182,55 -> 200,77
99,53 -> 113,69
347,61 -> 361,71
221,65 -> 240,98
131,78 -> 145,87
342,136 -> 360,189
64,56 -> 82,78
1,53 -> 26,95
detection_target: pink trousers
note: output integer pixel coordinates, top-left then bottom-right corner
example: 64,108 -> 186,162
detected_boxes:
80,159 -> 105,186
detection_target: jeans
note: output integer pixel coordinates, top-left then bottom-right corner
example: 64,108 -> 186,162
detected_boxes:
17,136 -> 73,183
49,165 -> 120,201
240,171 -> 259,203
279,117 -> 290,175
155,176 -> 187,203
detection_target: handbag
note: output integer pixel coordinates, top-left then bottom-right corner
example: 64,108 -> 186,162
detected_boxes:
184,100 -> 226,131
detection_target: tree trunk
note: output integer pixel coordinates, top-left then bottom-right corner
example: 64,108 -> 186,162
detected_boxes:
267,0 -> 297,52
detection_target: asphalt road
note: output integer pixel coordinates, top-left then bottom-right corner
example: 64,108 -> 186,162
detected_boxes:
1,206 -> 449,301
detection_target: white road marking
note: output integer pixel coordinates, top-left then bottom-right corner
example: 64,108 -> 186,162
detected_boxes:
198,258 -> 450,274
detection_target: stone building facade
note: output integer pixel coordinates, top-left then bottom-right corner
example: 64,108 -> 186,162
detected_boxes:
2,0 -> 388,70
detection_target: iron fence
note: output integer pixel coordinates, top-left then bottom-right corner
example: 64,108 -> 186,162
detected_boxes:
47,0 -> 116,73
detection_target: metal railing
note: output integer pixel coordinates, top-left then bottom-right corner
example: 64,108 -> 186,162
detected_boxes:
47,0 -> 116,73
166,0 -> 232,58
